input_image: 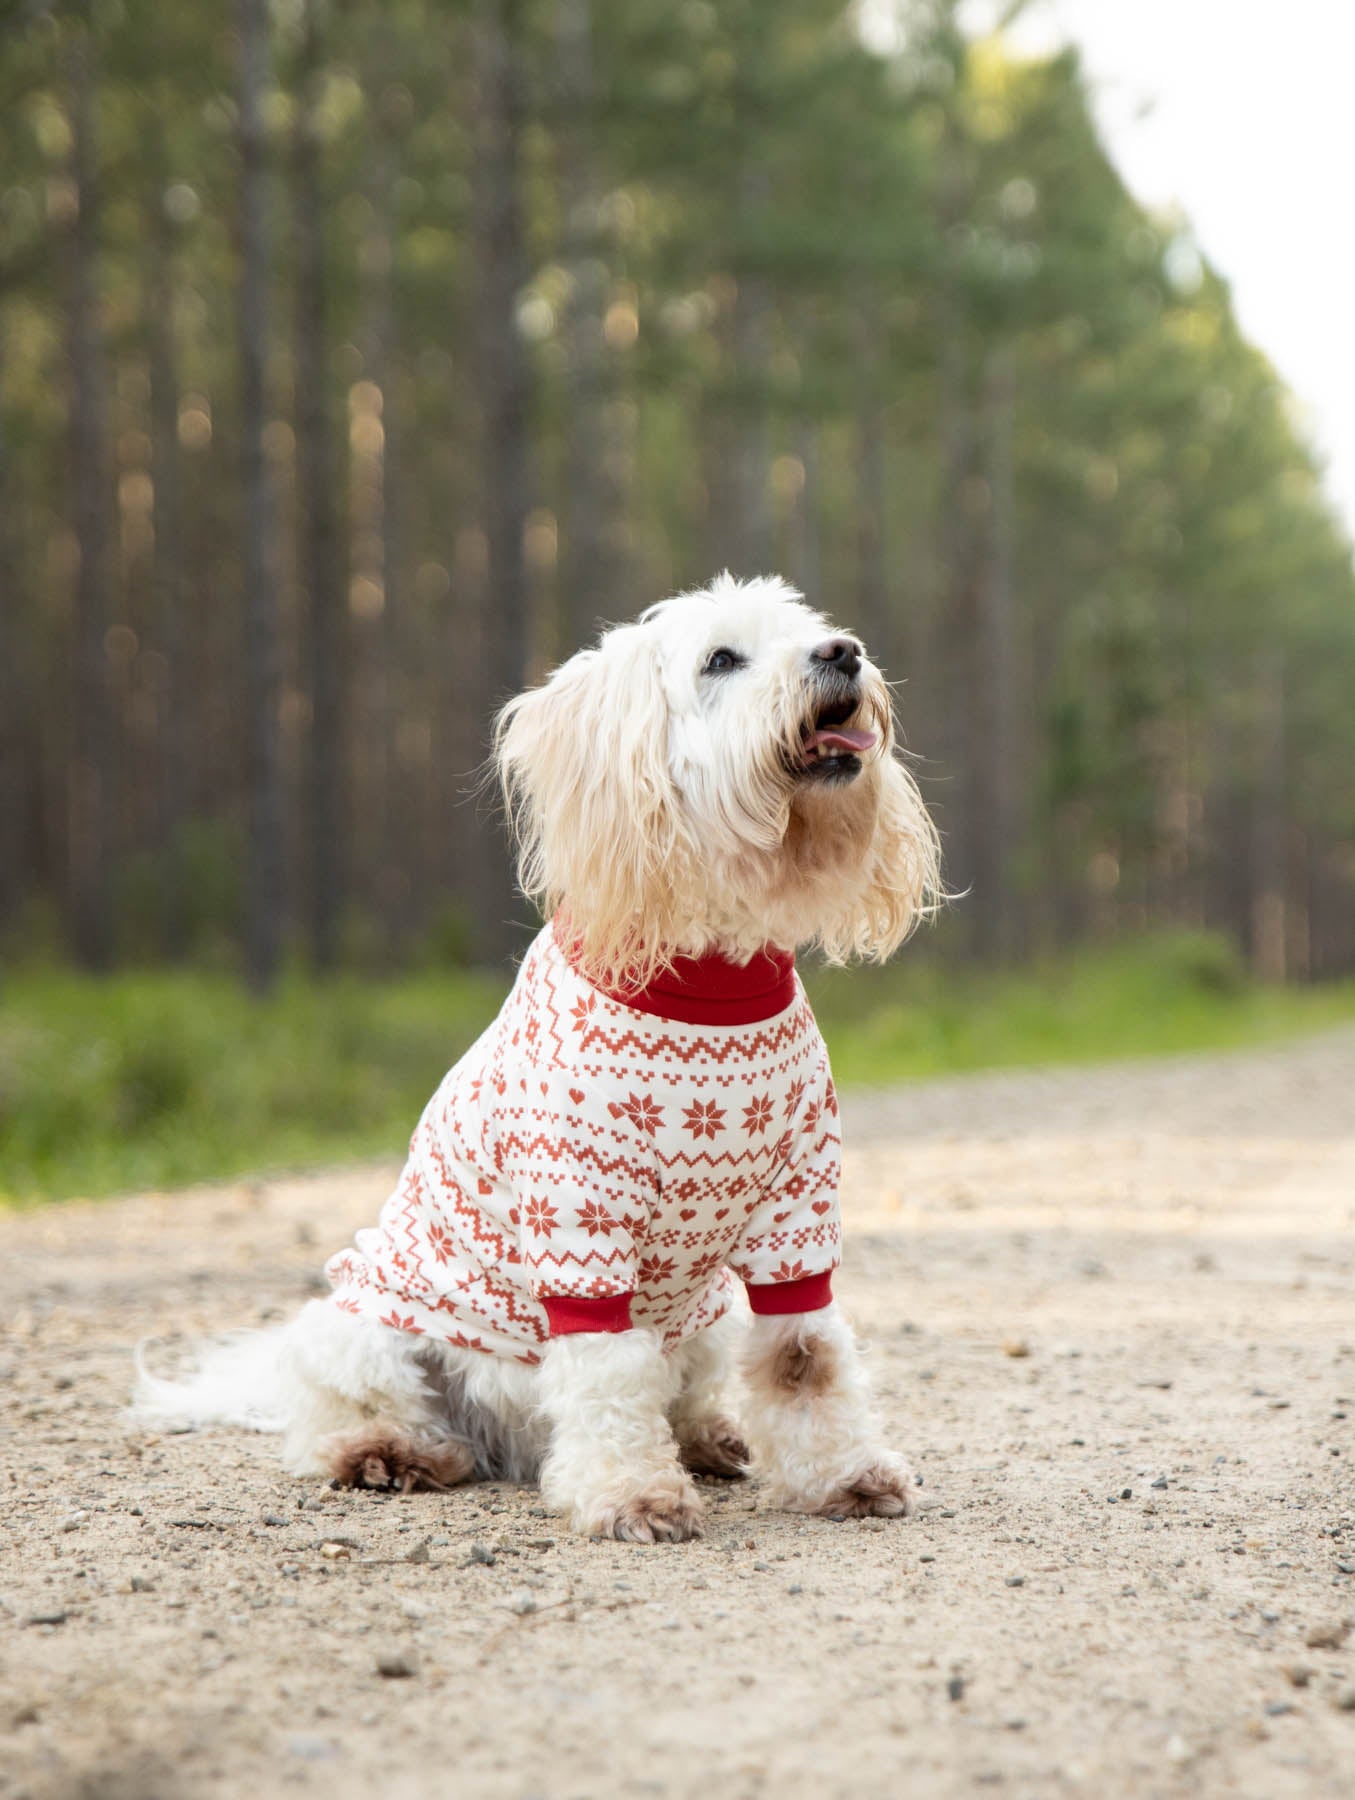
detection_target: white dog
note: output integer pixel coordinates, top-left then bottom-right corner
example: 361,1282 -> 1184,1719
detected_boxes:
136,574 -> 941,1542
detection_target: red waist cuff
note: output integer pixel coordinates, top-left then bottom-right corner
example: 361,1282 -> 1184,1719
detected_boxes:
745,1270 -> 834,1316
541,1292 -> 634,1336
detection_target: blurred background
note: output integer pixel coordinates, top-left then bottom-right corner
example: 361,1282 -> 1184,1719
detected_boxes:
3,0 -> 1354,1201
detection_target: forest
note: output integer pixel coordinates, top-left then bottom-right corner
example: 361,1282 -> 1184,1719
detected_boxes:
3,0 -> 1354,989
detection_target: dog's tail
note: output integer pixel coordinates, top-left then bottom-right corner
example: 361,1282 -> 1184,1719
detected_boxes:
132,1327 -> 291,1434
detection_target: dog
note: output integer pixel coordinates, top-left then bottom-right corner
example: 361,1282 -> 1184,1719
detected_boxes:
135,573 -> 941,1541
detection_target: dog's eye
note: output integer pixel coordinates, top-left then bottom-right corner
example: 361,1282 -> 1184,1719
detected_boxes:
703,647 -> 745,676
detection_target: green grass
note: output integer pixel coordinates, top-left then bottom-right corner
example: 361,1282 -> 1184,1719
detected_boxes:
2,931 -> 1353,1205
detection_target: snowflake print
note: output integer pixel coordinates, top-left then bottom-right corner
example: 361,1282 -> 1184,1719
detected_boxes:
742,1093 -> 775,1135
522,1196 -> 559,1238
426,1222 -> 455,1265
783,1078 -> 806,1119
570,992 -> 597,1030
768,1259 -> 810,1283
689,1250 -> 724,1281
577,1199 -> 615,1238
619,1091 -> 664,1136
379,1310 -> 423,1333
682,1098 -> 726,1140
802,1099 -> 820,1135
638,1253 -> 677,1285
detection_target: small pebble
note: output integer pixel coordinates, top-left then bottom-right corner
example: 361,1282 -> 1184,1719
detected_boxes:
319,1542 -> 351,1562
466,1543 -> 496,1567
287,1735 -> 337,1761
404,1539 -> 430,1565
262,1514 -> 289,1528
1004,1575 -> 1024,1588
1121,1488 -> 1133,1501
1264,1701 -> 1295,1718
375,1651 -> 417,1679
1304,1620 -> 1349,1650
1150,1477 -> 1169,1491
1002,1340 -> 1030,1359
946,1675 -> 966,1702
25,1610 -> 68,1627
509,1592 -> 537,1616
1282,1665 -> 1313,1689
1335,1688 -> 1355,1713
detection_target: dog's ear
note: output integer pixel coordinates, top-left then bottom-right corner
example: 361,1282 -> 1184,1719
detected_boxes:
495,624 -> 694,984
845,747 -> 943,961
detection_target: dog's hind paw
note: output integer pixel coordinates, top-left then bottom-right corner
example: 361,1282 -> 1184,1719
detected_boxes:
678,1417 -> 750,1480
325,1428 -> 475,1495
813,1460 -> 916,1521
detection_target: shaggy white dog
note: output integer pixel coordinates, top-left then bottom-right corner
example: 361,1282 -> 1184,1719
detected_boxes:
136,573 -> 941,1542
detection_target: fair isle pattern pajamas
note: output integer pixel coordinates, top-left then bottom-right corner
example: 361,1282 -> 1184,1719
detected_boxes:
325,921 -> 842,1357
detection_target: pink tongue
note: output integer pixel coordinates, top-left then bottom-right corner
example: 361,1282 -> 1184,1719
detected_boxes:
802,725 -> 877,758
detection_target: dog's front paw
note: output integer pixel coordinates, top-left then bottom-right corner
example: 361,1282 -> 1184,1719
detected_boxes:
814,1458 -> 916,1521
583,1473 -> 705,1542
678,1416 -> 750,1480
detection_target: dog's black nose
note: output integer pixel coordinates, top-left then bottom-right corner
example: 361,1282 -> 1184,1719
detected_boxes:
810,636 -> 862,680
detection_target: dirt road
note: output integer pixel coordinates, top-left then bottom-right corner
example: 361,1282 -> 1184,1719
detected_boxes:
2,1029 -> 1353,1799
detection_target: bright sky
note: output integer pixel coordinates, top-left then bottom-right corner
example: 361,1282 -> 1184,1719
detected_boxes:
867,0 -> 1355,542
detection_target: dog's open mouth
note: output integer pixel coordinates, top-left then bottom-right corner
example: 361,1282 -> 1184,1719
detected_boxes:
798,697 -> 877,782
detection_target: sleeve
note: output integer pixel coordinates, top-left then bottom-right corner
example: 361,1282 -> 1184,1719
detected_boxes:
495,1065 -> 655,1336
726,1054 -> 842,1317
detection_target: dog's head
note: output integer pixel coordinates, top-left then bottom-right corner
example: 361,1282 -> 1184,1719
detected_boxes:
496,573 -> 941,984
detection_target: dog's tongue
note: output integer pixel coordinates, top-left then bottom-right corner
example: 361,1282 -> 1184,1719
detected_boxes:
802,724 -> 877,759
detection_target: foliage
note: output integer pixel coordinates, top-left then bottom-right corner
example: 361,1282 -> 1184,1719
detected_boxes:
3,933 -> 1352,1204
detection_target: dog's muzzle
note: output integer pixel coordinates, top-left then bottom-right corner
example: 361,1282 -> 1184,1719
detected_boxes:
798,639 -> 876,783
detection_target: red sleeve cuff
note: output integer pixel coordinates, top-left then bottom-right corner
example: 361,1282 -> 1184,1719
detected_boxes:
745,1270 -> 834,1316
541,1292 -> 634,1335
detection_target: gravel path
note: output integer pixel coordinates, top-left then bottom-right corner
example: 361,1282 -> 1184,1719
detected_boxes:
2,1028 -> 1354,1799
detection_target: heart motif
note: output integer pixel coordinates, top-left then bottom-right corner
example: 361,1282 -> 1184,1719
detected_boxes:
569,1088 -> 585,1106
714,1208 -> 729,1221
773,1211 -> 790,1224
680,1208 -> 697,1222
540,1081 -> 549,1097
478,1177 -> 494,1196
812,1199 -> 832,1216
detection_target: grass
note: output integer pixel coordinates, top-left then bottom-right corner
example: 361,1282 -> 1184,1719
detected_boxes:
2,931 -> 1353,1205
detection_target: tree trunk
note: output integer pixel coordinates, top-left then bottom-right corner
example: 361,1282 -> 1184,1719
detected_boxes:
471,0 -> 533,964
236,0 -> 285,990
971,345 -> 1018,959
555,0 -> 627,654
1249,649 -> 1287,981
64,16 -> 115,970
147,128 -> 189,956
854,300 -> 889,663
294,0 -> 346,971
0,314 -> 26,943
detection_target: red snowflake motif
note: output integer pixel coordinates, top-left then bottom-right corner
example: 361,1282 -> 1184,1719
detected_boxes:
802,1099 -> 821,1135
334,1296 -> 361,1315
783,1079 -> 807,1119
379,1310 -> 423,1333
426,1222 -> 455,1265
619,1092 -> 664,1137
570,993 -> 597,1030
768,1259 -> 810,1283
824,1079 -> 839,1116
577,1200 -> 615,1238
773,1131 -> 795,1164
638,1254 -> 677,1285
689,1250 -> 724,1281
522,1196 -> 560,1238
742,1094 -> 775,1135
682,1099 -> 726,1140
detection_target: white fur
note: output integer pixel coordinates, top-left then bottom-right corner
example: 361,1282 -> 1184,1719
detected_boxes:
740,1304 -> 915,1515
134,574 -> 933,1537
